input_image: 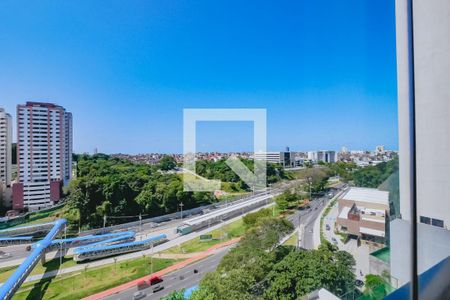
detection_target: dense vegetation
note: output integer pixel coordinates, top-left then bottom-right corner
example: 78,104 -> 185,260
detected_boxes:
353,158 -> 399,188
196,159 -> 289,192
64,155 -> 290,229
188,216 -> 355,300
64,154 -> 215,228
274,190 -> 308,212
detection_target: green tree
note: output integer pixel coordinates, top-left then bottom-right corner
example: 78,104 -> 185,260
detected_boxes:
363,274 -> 390,299
276,197 -> 289,211
242,208 -> 272,227
164,289 -> 187,300
353,158 -> 398,188
190,269 -> 256,300
158,156 -> 177,171
193,217 -> 294,299
65,155 -> 215,228
263,245 -> 355,299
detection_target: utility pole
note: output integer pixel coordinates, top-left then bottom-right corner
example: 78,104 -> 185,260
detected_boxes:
308,177 -> 312,202
78,208 -> 81,234
103,214 -> 107,233
179,202 -> 184,220
59,241 -> 63,266
297,224 -> 305,251
150,243 -> 154,275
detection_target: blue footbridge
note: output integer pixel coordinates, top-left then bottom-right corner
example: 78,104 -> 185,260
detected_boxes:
0,219 -> 167,300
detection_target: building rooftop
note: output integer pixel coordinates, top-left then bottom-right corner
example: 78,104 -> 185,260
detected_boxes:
360,226 -> 385,237
341,187 -> 389,206
338,206 -> 351,219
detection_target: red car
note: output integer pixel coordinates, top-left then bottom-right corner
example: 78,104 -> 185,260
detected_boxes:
136,280 -> 149,290
150,276 -> 163,285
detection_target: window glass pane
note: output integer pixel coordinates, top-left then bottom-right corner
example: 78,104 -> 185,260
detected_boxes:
6,0 -> 450,300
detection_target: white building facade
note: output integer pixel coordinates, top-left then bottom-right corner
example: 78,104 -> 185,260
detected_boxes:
308,150 -> 336,163
254,151 -> 295,168
13,102 -> 72,211
0,108 -> 12,207
391,0 -> 450,287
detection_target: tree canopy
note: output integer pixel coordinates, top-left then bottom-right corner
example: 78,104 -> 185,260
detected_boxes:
353,158 -> 398,188
191,216 -> 355,300
65,154 -> 215,228
263,243 -> 356,299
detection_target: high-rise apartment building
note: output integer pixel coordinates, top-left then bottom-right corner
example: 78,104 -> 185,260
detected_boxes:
0,108 -> 12,207
308,150 -> 336,163
12,102 -> 72,211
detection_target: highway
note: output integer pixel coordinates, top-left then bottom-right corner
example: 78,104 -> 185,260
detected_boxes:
104,246 -> 230,300
286,194 -> 331,249
0,192 -> 273,267
0,202 -> 278,290
101,192 -> 336,300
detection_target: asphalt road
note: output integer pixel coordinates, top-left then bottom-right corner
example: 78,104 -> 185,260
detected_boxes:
104,193 -> 333,300
0,192 -> 272,266
105,247 -> 230,300
286,194 -> 333,249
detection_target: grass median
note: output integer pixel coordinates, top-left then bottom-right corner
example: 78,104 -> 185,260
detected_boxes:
13,256 -> 177,300
162,219 -> 246,254
0,255 -> 79,283
282,231 -> 298,246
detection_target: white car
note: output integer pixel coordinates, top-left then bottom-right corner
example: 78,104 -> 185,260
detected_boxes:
133,291 -> 146,300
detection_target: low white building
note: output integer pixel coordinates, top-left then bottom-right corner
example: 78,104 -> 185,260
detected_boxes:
337,187 -> 389,244
254,151 -> 295,167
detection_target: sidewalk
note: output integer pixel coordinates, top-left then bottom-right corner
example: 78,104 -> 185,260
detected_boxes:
313,188 -> 347,249
321,199 -> 370,280
82,237 -> 241,300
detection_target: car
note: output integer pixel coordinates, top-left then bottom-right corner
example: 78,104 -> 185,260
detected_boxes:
194,269 -> 199,274
331,237 -> 338,244
152,285 -> 164,293
149,276 -> 163,285
325,224 -> 331,231
136,280 -> 149,290
355,279 -> 365,287
132,291 -> 146,300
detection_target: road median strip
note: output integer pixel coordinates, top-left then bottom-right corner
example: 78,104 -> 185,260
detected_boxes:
82,237 -> 241,300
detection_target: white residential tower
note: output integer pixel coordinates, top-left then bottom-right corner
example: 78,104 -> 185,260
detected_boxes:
12,102 -> 72,211
0,108 -> 12,207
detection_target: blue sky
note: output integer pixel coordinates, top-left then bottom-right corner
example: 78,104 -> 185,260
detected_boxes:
0,0 -> 398,154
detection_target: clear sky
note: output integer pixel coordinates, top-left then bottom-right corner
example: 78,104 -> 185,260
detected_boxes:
0,0 -> 398,154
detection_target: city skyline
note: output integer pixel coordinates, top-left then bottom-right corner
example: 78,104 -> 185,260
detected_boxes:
0,1 -> 398,154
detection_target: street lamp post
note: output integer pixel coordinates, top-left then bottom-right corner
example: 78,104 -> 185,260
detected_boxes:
103,214 -> 107,233
59,242 -> 63,266
308,177 -> 312,202
78,209 -> 81,234
179,202 -> 184,220
150,243 -> 154,275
